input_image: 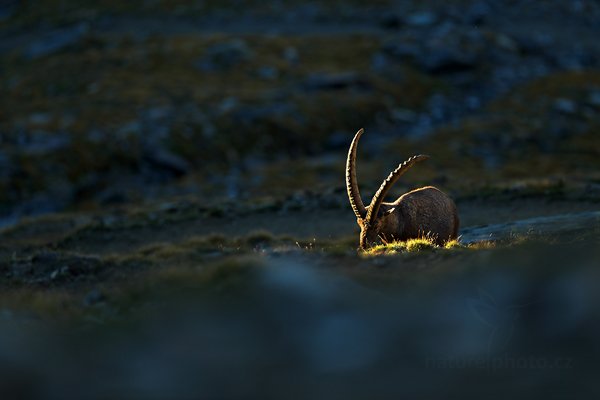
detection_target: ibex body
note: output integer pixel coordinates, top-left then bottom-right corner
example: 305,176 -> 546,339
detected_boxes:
346,129 -> 459,250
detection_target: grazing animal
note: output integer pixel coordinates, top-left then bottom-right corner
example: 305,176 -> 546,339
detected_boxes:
346,128 -> 459,250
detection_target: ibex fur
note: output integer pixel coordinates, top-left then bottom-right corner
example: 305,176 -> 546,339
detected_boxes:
346,128 -> 459,250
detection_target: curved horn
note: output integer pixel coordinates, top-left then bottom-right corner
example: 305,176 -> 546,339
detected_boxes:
366,154 -> 430,224
346,128 -> 368,220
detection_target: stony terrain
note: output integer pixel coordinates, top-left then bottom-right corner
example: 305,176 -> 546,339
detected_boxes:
1,0 -> 599,398
1,0 -> 600,223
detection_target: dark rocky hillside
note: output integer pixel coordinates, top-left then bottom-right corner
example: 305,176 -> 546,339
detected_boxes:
1,0 -> 599,223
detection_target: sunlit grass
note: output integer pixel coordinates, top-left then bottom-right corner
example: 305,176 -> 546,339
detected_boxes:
443,239 -> 464,249
364,236 -> 500,256
364,236 -> 439,256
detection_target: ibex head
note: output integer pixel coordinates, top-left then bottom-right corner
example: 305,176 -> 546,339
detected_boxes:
346,128 -> 458,250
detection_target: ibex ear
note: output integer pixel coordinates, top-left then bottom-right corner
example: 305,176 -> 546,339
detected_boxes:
384,208 -> 396,216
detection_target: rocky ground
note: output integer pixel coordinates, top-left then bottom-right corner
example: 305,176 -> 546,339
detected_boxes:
1,195 -> 599,398
1,0 -> 600,398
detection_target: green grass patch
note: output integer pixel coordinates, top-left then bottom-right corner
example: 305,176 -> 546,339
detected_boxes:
364,236 -> 500,256
364,237 -> 438,256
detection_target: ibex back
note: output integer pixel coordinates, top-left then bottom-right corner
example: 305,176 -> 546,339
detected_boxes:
346,128 -> 459,250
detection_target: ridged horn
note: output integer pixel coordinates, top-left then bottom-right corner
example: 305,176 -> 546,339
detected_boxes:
366,154 -> 430,225
346,128 -> 368,220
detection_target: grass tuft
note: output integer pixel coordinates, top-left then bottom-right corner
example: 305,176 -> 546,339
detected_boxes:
363,236 -> 498,256
364,236 -> 439,256
444,239 -> 465,250
405,238 -> 437,252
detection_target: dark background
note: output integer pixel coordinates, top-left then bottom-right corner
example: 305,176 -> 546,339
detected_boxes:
1,0 -> 599,224
1,1 -> 600,399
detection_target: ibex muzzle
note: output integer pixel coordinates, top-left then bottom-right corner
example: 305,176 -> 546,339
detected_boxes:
346,128 -> 459,250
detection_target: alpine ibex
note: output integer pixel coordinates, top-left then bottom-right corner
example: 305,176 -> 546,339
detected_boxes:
346,128 -> 459,250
